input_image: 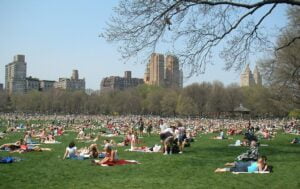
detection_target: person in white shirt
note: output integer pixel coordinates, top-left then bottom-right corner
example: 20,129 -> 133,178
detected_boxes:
63,141 -> 78,159
159,119 -> 168,134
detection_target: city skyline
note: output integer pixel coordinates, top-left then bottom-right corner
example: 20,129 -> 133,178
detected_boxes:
0,0 -> 289,90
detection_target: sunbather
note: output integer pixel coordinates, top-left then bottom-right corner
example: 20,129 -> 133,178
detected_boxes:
215,156 -> 269,173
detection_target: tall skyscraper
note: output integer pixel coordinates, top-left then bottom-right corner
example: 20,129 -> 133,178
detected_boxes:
144,63 -> 150,84
240,64 -> 262,87
253,66 -> 262,86
5,55 -> 27,94
165,55 -> 180,88
179,69 -> 183,88
144,53 -> 183,88
149,53 -> 165,86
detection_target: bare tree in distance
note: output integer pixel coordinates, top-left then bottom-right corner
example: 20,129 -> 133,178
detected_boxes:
102,0 -> 300,76
259,6 -> 300,105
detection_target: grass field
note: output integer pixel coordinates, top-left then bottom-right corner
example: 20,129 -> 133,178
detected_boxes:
0,130 -> 300,189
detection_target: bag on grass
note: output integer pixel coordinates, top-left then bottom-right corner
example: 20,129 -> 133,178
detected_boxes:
0,157 -> 13,163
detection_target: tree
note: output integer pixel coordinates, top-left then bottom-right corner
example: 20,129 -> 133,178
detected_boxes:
206,81 -> 227,115
160,90 -> 178,116
103,0 -> 300,75
176,95 -> 197,116
225,83 -> 243,112
182,82 -> 212,115
259,7 -> 300,105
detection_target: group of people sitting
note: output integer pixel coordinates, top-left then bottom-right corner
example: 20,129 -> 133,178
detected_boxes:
63,140 -> 139,166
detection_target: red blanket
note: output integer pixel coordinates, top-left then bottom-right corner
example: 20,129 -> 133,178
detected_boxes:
102,160 -> 139,166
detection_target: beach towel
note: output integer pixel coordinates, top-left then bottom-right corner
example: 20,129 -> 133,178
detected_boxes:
101,160 -> 140,166
229,144 -> 268,147
125,145 -> 161,153
43,141 -> 61,144
232,171 -> 270,174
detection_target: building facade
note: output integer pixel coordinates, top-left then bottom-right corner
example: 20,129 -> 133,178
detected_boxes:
144,53 -> 183,88
5,55 -> 27,94
26,76 -> 40,92
54,70 -> 85,91
0,83 -> 3,91
101,71 -> 144,91
165,55 -> 180,88
240,65 -> 262,87
149,53 -> 165,86
39,80 -> 55,91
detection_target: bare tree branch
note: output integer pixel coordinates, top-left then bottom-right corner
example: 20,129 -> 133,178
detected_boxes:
103,0 -> 300,76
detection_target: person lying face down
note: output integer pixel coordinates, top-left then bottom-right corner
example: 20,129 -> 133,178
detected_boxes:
215,156 -> 269,173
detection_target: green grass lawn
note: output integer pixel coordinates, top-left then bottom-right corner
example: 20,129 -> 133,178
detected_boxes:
0,131 -> 300,189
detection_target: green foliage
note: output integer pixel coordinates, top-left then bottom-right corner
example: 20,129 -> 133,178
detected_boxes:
288,109 -> 300,119
0,80 -> 298,117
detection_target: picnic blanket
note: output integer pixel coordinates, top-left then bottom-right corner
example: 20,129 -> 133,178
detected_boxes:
125,145 -> 161,153
101,160 -> 140,166
229,144 -> 269,147
43,141 -> 61,144
100,134 -> 123,138
232,171 -> 270,174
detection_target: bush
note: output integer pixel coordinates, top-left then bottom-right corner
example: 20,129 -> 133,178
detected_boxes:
288,109 -> 300,119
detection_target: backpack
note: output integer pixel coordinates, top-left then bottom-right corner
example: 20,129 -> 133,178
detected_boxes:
0,157 -> 13,163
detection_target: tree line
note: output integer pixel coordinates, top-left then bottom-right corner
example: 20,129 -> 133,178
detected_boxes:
0,82 -> 297,117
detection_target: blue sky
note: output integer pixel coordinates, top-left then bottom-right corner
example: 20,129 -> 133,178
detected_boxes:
0,0 -> 289,90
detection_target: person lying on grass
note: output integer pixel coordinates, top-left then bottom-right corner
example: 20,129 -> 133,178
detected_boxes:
215,156 -> 269,173
1,139 -> 51,153
291,137 -> 300,144
14,145 -> 51,153
77,143 -> 100,158
0,139 -> 23,151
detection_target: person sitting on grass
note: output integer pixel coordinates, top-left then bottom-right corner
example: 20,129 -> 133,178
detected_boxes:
212,129 -> 225,140
63,141 -> 79,160
236,140 -> 259,161
92,145 -> 117,165
215,156 -> 269,173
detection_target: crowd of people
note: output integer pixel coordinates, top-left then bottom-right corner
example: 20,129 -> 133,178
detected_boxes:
0,113 -> 299,171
